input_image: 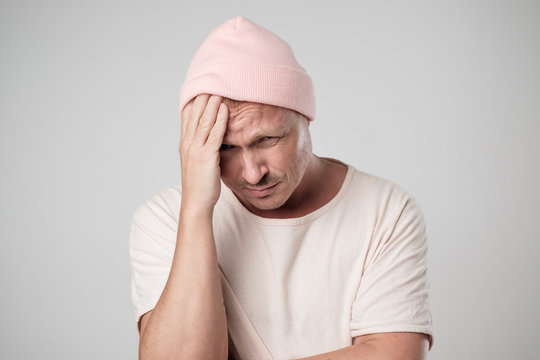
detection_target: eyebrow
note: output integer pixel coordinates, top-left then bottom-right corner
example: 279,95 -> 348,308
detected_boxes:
223,125 -> 288,147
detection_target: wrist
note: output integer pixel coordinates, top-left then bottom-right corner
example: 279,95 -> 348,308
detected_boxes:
179,201 -> 215,221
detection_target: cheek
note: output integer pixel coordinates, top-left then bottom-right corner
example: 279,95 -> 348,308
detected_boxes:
262,149 -> 288,172
267,150 -> 299,179
296,127 -> 312,162
286,139 -> 311,180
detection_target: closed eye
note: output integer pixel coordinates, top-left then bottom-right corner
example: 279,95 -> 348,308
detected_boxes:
258,136 -> 279,145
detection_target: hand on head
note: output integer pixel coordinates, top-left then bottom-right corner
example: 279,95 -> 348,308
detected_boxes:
179,94 -> 229,213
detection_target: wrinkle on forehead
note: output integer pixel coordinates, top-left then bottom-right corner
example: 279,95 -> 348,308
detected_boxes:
225,101 -> 267,119
223,102 -> 292,141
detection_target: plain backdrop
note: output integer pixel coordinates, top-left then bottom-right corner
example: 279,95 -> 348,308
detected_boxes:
1,0 -> 539,359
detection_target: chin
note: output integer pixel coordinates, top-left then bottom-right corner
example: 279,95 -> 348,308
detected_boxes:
249,198 -> 285,211
237,190 -> 291,212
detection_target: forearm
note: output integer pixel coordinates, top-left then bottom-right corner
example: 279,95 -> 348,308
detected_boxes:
139,207 -> 228,359
293,344 -> 367,360
294,333 -> 428,360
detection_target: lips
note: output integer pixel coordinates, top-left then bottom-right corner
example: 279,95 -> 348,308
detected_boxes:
244,183 -> 279,198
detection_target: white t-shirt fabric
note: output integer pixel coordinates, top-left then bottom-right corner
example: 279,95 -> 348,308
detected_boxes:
129,164 -> 433,359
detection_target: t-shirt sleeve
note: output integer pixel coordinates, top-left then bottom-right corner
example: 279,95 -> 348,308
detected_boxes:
129,188 -> 180,325
350,194 -> 433,347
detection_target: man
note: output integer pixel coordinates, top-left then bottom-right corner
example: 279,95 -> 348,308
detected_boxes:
130,16 -> 433,359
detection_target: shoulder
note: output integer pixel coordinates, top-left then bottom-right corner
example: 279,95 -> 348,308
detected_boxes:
131,185 -> 182,226
338,167 -> 426,236
130,184 -> 182,251
347,167 -> 415,207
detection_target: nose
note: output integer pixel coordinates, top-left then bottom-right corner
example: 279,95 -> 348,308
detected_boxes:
241,151 -> 269,185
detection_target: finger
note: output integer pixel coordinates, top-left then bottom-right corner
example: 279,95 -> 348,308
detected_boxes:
194,95 -> 223,144
181,101 -> 192,139
185,94 -> 210,140
207,103 -> 229,150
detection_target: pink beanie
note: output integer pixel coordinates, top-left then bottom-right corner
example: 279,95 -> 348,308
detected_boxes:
179,16 -> 315,121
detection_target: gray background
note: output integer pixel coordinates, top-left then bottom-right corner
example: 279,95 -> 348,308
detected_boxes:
1,0 -> 539,359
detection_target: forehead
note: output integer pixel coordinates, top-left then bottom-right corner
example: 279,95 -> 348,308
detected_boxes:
224,102 -> 292,137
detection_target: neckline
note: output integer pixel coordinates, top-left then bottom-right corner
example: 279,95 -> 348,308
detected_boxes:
221,164 -> 355,226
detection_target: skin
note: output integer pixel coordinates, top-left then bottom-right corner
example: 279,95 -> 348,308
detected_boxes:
139,94 -> 229,360
138,94 -> 430,359
219,100 -> 345,218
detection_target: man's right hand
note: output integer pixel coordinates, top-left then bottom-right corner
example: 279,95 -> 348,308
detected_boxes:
179,94 -> 229,213
139,94 -> 230,359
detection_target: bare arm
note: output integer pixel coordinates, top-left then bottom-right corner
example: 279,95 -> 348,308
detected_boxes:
138,94 -> 229,360
294,332 -> 429,360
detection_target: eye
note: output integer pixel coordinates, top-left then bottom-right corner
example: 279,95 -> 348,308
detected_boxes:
258,136 -> 278,145
220,144 -> 235,151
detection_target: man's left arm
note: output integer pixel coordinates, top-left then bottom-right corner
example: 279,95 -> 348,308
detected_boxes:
294,332 -> 429,360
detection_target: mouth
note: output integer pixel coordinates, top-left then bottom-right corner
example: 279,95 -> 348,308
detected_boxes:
244,183 -> 279,198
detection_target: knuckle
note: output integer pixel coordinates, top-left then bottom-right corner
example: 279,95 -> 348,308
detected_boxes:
199,120 -> 213,129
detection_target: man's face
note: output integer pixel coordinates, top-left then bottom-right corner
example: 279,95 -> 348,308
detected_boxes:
219,102 -> 312,215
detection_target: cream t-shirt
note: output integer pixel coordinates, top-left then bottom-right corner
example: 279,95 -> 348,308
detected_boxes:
129,165 -> 432,359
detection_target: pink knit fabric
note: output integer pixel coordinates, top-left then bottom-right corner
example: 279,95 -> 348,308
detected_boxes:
179,16 -> 315,121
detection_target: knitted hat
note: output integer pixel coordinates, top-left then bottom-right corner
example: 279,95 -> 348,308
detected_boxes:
179,16 -> 315,121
